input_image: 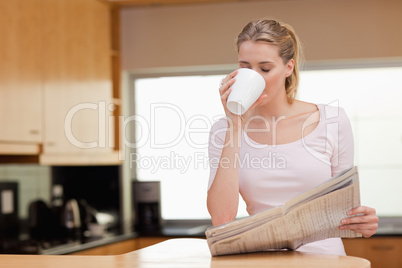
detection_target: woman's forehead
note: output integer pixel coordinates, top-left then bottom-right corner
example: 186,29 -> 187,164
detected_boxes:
238,41 -> 281,63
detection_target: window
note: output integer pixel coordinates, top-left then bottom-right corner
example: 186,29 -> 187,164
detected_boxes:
131,65 -> 402,220
133,74 -> 248,219
298,66 -> 402,217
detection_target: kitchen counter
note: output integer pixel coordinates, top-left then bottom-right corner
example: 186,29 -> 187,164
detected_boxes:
45,222 -> 209,255
5,217 -> 400,256
374,217 -> 402,235
1,220 -> 208,255
0,238 -> 371,268
40,232 -> 138,255
136,220 -> 211,237
0,231 -> 138,255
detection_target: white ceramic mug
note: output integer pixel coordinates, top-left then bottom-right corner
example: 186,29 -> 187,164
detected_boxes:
226,68 -> 266,115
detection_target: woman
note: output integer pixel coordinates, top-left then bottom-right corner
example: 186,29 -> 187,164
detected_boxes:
206,19 -> 378,255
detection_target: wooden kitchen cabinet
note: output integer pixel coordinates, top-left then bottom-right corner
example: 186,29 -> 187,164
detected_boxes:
69,239 -> 137,256
135,237 -> 171,249
135,236 -> 206,250
40,0 -> 120,165
0,0 -> 121,164
343,237 -> 402,268
0,0 -> 42,154
70,237 -> 189,255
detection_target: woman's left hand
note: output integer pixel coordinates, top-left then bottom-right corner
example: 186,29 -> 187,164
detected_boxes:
339,206 -> 379,238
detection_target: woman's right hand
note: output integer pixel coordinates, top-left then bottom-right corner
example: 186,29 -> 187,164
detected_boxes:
219,70 -> 239,126
219,70 -> 267,129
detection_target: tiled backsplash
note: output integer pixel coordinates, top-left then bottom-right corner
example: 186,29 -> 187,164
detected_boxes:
0,164 -> 51,219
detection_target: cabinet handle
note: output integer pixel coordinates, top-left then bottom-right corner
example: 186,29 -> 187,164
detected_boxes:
371,245 -> 395,251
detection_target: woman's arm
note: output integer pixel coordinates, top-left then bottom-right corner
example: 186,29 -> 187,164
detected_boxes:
206,70 -> 266,226
207,126 -> 241,226
207,70 -> 242,226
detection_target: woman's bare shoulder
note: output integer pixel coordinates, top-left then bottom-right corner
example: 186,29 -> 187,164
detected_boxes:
289,100 -> 318,120
293,100 -> 318,113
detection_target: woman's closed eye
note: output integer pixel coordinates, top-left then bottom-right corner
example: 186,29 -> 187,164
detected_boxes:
261,69 -> 270,73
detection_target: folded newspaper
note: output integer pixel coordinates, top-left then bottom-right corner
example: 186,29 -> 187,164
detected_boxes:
205,166 -> 361,256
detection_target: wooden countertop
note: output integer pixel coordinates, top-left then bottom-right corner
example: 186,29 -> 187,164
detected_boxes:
0,238 -> 370,268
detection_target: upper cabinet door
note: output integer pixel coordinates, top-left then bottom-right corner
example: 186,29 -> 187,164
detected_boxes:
0,0 -> 42,144
42,0 -> 115,157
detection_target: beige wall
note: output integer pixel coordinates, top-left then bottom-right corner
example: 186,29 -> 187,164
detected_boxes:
120,0 -> 402,71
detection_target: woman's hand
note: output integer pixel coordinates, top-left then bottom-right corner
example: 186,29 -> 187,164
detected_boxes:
219,70 -> 239,124
339,206 -> 379,238
219,70 -> 267,128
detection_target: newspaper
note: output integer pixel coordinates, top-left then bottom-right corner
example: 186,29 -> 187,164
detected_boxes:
205,166 -> 361,256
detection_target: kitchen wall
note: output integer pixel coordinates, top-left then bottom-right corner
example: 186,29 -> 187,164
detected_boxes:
0,165 -> 51,219
120,0 -> 402,70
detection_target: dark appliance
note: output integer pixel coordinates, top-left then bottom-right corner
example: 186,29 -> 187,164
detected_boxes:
0,182 -> 19,238
28,200 -> 52,240
133,181 -> 161,233
62,199 -> 82,239
51,165 -> 121,232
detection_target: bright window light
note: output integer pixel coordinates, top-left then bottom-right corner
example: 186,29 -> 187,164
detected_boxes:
134,75 -> 248,219
299,67 -> 402,216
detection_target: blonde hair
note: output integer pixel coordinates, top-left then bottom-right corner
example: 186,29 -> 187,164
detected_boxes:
236,19 -> 303,103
